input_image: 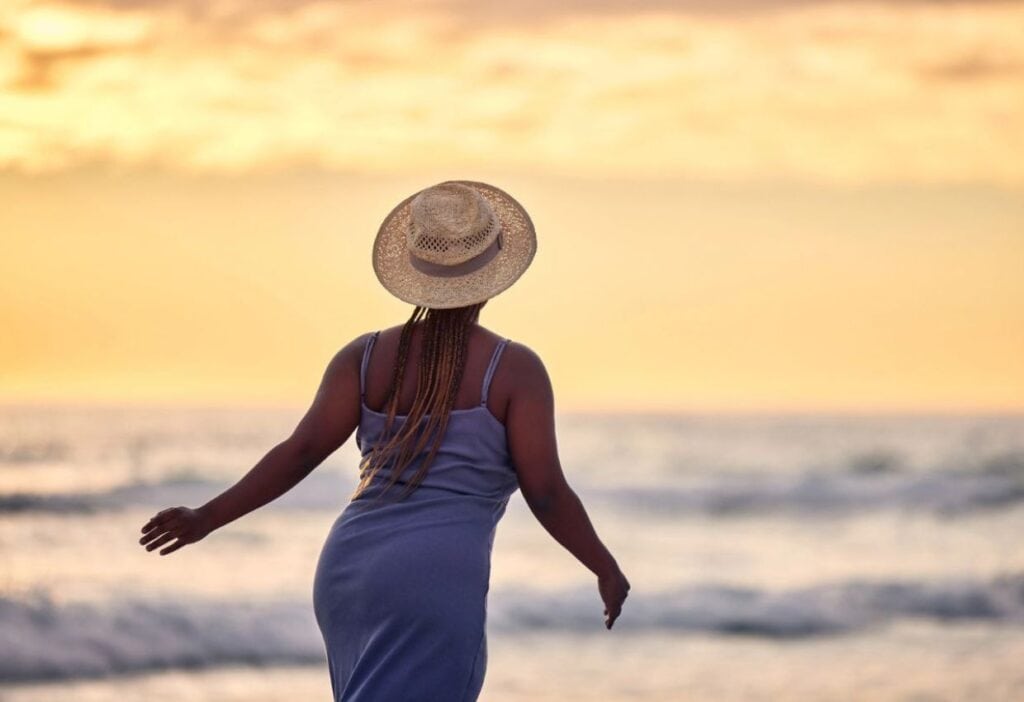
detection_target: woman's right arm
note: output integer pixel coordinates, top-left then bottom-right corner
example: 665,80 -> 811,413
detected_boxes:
505,343 -> 631,629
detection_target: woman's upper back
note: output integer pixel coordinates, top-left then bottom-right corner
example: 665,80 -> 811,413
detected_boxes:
356,322 -> 566,509
354,324 -> 512,498
360,324 -> 515,425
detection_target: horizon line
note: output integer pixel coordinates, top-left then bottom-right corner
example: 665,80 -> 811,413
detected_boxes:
1,398 -> 1022,419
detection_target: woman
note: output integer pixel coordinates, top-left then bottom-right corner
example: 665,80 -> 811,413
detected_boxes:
138,180 -> 631,701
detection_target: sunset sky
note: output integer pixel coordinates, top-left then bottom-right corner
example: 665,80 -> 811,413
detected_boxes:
1,0 -> 1022,412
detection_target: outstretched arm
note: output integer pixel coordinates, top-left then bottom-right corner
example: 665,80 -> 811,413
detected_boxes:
139,332 -> 370,556
505,343 -> 631,629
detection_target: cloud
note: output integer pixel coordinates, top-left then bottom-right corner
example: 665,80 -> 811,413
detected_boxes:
0,0 -> 1021,184
1,0 -> 152,89
920,53 -> 1024,82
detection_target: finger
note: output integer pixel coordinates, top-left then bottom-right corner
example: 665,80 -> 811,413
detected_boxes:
141,529 -> 171,548
141,509 -> 177,533
140,528 -> 167,546
140,520 -> 178,544
159,539 -> 186,556
141,522 -> 164,535
145,532 -> 177,552
605,602 -> 619,629
150,507 -> 177,522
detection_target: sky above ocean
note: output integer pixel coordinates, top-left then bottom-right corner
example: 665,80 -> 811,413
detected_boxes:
1,0 -> 1021,412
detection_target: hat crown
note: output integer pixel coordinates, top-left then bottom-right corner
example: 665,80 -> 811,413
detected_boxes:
408,183 -> 501,265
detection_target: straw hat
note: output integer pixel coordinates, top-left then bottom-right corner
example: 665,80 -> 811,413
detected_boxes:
372,180 -> 537,309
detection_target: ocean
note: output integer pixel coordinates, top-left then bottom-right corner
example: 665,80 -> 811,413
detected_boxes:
1,404 -> 1023,701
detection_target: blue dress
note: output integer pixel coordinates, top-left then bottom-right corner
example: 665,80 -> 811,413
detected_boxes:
313,330 -> 519,701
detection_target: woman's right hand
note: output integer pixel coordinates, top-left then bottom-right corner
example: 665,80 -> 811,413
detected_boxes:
139,505 -> 213,556
598,566 -> 631,630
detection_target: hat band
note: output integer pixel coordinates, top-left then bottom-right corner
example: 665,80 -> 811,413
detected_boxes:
408,230 -> 502,278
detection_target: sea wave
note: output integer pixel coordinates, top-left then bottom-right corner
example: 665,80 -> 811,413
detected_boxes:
491,572 -> 1024,637
583,463 -> 1024,517
0,439 -> 68,464
0,471 -> 353,515
0,591 -> 321,684
3,452 -> 1024,518
3,573 -> 1023,683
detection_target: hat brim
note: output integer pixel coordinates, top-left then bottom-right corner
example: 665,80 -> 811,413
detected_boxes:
372,180 -> 537,309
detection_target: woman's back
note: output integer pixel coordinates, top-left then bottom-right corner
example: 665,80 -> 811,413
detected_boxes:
361,323 -> 515,423
360,322 -> 563,503
355,325 -> 520,499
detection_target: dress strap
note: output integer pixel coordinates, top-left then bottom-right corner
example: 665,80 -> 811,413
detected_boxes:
480,338 -> 511,407
360,331 -> 381,401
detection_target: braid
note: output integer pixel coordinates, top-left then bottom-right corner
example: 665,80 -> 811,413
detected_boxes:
349,302 -> 484,502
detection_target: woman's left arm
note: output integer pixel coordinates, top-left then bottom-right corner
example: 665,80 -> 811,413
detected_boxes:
139,333 -> 368,556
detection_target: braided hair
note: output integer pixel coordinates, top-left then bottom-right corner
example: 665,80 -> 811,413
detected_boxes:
350,301 -> 487,502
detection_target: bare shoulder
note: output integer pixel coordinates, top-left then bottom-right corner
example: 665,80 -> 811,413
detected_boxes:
320,331 -> 375,387
503,340 -> 553,398
503,339 -> 564,504
334,330 -> 375,365
501,340 -> 556,432
285,330 -> 376,469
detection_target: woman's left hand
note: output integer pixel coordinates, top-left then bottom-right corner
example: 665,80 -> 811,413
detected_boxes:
139,506 -> 212,556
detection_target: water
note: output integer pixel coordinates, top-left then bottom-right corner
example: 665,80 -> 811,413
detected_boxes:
1,405 -> 1023,701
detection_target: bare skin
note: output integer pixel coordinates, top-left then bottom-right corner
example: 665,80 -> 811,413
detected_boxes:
139,320 -> 631,629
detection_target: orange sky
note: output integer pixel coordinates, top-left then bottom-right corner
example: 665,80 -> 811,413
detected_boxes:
1,0 -> 1022,412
